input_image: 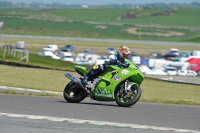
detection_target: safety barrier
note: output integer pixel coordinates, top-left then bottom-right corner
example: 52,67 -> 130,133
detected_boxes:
145,76 -> 200,86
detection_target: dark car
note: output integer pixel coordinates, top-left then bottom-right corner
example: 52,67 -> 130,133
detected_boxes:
61,44 -> 75,53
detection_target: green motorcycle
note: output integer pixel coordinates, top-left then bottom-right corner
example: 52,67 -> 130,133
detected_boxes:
63,59 -> 144,107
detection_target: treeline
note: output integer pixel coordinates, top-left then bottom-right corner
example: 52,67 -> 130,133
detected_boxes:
0,1 -> 200,10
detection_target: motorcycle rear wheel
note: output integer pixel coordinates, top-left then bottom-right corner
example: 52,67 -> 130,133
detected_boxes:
115,84 -> 142,107
63,81 -> 87,103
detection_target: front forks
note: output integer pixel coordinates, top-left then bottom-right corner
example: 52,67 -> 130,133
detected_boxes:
124,80 -> 133,93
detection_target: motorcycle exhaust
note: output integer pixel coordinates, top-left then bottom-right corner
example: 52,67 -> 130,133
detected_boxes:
64,72 -> 92,95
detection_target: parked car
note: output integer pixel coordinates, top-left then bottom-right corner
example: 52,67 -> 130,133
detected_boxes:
107,47 -> 115,55
42,44 -> 58,52
59,52 -> 74,62
179,51 -> 191,58
177,70 -> 197,76
170,48 -> 179,56
163,66 -> 177,75
38,50 -> 60,59
61,45 -> 75,53
129,52 -> 141,65
148,52 -> 164,69
145,68 -> 167,75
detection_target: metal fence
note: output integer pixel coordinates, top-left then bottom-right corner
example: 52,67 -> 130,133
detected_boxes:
1,44 -> 29,62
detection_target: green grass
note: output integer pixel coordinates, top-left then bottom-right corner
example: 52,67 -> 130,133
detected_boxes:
183,35 -> 200,42
1,21 -> 200,41
120,9 -> 200,26
140,78 -> 200,105
1,8 -> 200,26
29,53 -> 76,70
45,9 -> 131,21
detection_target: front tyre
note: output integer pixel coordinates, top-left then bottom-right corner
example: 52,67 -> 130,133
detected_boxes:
63,81 -> 87,103
115,84 -> 142,107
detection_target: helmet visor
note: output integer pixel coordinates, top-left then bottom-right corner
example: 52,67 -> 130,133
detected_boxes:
123,53 -> 130,59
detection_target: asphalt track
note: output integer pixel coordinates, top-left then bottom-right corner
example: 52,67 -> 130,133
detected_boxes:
0,94 -> 199,133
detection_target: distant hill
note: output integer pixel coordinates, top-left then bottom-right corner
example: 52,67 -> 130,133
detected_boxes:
0,1 -> 200,10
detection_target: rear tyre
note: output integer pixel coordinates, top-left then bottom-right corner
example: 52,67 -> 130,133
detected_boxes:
63,81 -> 87,103
115,84 -> 142,107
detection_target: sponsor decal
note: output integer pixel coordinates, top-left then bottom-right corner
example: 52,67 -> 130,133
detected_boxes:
134,66 -> 139,70
113,75 -> 121,81
95,88 -> 112,98
122,69 -> 129,75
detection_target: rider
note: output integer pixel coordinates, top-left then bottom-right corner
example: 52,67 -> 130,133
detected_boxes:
81,46 -> 131,88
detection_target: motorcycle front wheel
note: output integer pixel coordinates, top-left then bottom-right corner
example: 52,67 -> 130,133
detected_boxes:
115,84 -> 142,107
63,81 -> 87,103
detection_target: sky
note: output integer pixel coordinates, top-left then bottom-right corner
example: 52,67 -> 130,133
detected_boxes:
4,0 -> 200,5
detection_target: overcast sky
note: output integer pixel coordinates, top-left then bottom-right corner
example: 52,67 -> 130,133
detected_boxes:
4,0 -> 200,5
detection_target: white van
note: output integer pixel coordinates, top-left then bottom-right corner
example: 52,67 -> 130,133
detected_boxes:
59,52 -> 74,62
107,47 -> 115,55
85,54 -> 101,65
16,41 -> 25,49
170,48 -> 179,56
129,52 -> 141,65
43,44 -> 58,52
74,53 -> 101,65
38,50 -> 60,60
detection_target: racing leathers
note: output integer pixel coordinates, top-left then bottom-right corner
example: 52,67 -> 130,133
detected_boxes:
81,54 -> 129,88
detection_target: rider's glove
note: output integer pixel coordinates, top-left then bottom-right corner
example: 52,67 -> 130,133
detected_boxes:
116,60 -> 129,68
109,59 -> 124,66
116,60 -> 123,66
107,59 -> 116,65
121,63 -> 129,68
105,59 -> 129,68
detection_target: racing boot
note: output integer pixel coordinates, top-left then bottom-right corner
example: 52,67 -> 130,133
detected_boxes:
81,75 -> 92,89
81,75 -> 89,86
81,68 -> 100,90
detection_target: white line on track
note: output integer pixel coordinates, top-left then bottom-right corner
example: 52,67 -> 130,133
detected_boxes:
0,112 -> 199,133
0,86 -> 62,95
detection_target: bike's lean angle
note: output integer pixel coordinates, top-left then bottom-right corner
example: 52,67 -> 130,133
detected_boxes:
63,59 -> 144,107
